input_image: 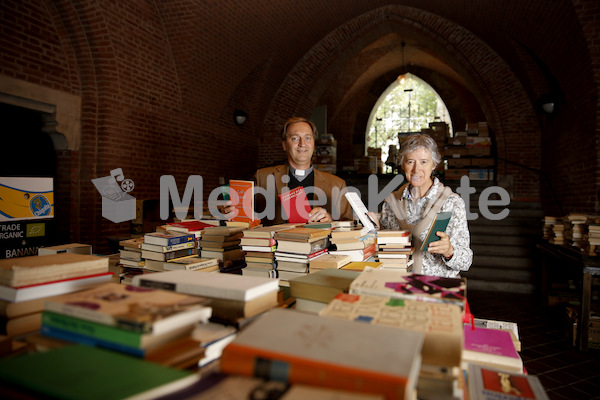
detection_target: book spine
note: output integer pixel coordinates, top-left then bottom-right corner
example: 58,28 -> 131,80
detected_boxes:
136,280 -> 177,292
42,311 -> 143,348
40,324 -> 145,357
220,344 -> 408,399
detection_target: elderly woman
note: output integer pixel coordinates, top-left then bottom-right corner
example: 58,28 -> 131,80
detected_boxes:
370,134 -> 473,277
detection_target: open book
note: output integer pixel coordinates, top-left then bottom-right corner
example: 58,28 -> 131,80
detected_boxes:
344,192 -> 378,231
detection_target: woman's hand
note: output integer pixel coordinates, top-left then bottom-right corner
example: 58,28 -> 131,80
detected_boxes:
428,231 -> 454,259
308,207 -> 332,223
217,200 -> 237,220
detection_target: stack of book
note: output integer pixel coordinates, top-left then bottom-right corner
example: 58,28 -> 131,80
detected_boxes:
199,226 -> 245,269
273,228 -> 331,284
117,237 -> 145,283
375,230 -> 414,271
0,253 -> 112,338
191,322 -> 237,370
220,308 -> 425,400
40,282 -> 213,363
141,231 -> 197,272
542,216 -> 559,241
132,270 -> 280,326
563,213 -> 588,250
159,256 -> 220,272
165,219 -> 214,240
289,268 -> 360,314
321,293 -> 465,400
587,216 -> 600,256
328,226 -> 377,262
240,224 -> 298,279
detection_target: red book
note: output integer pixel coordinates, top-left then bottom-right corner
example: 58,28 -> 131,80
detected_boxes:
166,220 -> 215,233
279,186 -> 311,223
229,180 -> 256,223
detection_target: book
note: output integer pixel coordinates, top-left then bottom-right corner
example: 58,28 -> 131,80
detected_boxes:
0,344 -> 200,400
467,362 -> 549,400
329,243 -> 376,262
462,325 -> 523,373
344,192 -> 378,231
349,268 -> 467,310
229,179 -> 256,223
309,253 -> 352,270
200,231 -> 244,242
201,239 -> 242,249
279,186 -> 312,223
201,248 -> 244,262
474,318 -> 521,351
166,219 -> 215,233
0,271 -> 113,303
276,237 -> 329,254
41,311 -> 197,357
340,261 -> 383,271
274,248 -> 328,263
44,282 -> 212,335
420,211 -> 452,251
275,261 -> 309,273
0,253 -> 110,288
140,241 -> 195,253
144,231 -> 196,247
163,256 -> 219,271
240,237 -> 277,247
289,268 -> 360,303
1,312 -> 42,337
204,290 -> 279,321
329,226 -> 372,240
241,244 -> 277,253
242,223 -> 299,239
141,248 -> 196,261
119,237 -> 145,250
273,227 -> 331,242
131,269 -> 280,302
220,308 -> 424,400
320,293 -> 464,367
37,243 -> 92,256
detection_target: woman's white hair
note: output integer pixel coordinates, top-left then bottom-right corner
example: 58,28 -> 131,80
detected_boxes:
399,133 -> 442,168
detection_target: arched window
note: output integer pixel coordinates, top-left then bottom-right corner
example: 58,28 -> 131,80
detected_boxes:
366,73 -> 452,171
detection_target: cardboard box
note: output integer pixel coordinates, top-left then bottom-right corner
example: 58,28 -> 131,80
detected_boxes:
314,155 -> 336,164
445,168 -> 469,180
38,243 -> 93,256
467,147 -> 491,157
467,137 -> 492,148
469,168 -> 489,180
0,177 -> 54,221
315,164 -> 337,174
447,148 -> 469,157
448,137 -> 467,147
448,158 -> 471,168
470,158 -> 494,168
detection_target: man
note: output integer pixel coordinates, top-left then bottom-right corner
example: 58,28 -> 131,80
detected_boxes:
224,117 -> 353,225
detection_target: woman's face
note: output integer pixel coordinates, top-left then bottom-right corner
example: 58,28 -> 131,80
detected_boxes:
402,147 -> 435,189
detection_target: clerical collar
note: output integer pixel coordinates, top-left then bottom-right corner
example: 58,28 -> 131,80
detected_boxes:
289,165 -> 313,182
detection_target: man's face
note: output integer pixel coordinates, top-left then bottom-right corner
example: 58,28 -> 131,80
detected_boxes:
282,122 -> 315,170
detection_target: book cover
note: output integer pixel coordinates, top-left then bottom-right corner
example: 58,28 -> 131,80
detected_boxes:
349,268 -> 466,310
279,186 -> 312,223
462,325 -> 523,373
132,269 -> 280,302
419,211 -> 452,251
166,220 -> 215,233
144,231 -> 196,247
289,268 -> 360,303
467,362 -> 549,400
242,224 -> 300,239
0,253 -> 110,288
329,243 -> 377,262
229,179 -> 256,223
320,293 -> 464,367
163,256 -> 219,271
141,248 -> 196,261
0,272 -> 113,303
0,344 -> 199,400
41,311 -> 196,356
340,261 -> 383,271
273,228 -> 331,241
220,308 -> 424,400
309,253 -> 352,270
44,282 -> 212,335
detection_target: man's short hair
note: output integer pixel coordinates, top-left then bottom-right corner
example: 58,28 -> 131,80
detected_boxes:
281,117 -> 318,141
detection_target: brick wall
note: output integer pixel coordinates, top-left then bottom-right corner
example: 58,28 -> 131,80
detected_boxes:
0,0 -> 598,252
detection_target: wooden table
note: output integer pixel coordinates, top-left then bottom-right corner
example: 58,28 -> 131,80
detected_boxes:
537,241 -> 600,351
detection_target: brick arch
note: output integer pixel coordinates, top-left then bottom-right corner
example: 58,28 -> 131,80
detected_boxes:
261,4 -> 540,199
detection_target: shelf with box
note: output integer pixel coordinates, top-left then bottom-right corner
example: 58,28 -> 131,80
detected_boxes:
443,121 -> 495,182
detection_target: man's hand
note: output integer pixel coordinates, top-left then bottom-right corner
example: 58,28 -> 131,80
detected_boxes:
427,231 -> 454,259
308,207 -> 332,223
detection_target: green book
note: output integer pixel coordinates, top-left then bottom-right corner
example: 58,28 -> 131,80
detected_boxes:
419,211 -> 452,251
0,344 -> 198,400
